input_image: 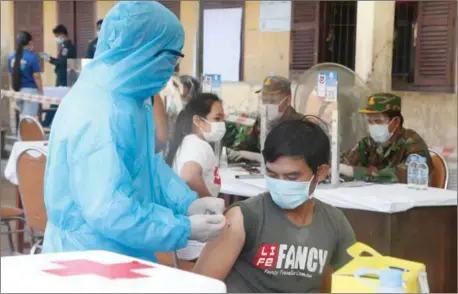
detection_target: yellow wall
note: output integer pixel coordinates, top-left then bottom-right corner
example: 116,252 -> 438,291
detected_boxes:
180,1 -> 199,76
243,1 -> 290,82
1,1 -> 15,55
42,1 -> 58,86
96,1 -> 118,20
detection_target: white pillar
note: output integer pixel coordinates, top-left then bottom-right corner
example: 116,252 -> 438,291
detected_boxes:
354,1 -> 395,92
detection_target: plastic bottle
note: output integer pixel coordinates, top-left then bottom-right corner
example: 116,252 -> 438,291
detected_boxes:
407,155 -> 419,189
220,146 -> 228,168
377,268 -> 405,293
416,156 -> 429,190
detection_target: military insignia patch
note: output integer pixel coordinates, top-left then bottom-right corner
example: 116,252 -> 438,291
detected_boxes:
368,96 -> 375,105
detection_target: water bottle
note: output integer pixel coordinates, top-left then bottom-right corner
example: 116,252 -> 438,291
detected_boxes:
378,268 -> 405,293
220,146 -> 228,168
417,156 -> 429,190
407,154 -> 419,189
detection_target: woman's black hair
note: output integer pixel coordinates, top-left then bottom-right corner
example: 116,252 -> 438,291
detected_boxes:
179,75 -> 202,100
165,93 -> 221,166
12,31 -> 32,92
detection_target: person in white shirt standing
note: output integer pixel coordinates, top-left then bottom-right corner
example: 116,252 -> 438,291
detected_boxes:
166,93 -> 226,262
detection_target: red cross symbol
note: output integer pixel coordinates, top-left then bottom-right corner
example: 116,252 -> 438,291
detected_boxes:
43,259 -> 154,280
213,166 -> 221,185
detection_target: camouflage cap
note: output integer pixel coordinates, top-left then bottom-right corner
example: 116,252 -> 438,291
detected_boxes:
255,75 -> 291,95
359,93 -> 402,114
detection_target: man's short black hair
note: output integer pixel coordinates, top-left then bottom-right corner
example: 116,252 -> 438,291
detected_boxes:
53,24 -> 68,36
262,116 -> 330,174
96,19 -> 103,27
385,110 -> 404,127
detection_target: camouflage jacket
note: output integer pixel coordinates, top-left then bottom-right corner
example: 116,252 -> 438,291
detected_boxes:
223,106 -> 304,153
341,128 -> 433,184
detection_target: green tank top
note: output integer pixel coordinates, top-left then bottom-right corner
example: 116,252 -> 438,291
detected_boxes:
225,193 -> 356,293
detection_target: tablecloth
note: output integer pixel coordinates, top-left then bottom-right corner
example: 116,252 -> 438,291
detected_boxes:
4,141 -> 48,185
219,167 -> 458,213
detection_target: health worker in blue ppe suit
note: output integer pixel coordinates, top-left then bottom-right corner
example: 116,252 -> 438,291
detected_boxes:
42,1 -> 226,262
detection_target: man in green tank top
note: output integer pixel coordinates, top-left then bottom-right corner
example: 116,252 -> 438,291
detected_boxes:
194,117 -> 356,293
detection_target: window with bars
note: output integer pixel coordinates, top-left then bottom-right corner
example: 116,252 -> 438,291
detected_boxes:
392,1 -> 456,92
320,1 -> 357,70
290,1 -> 357,79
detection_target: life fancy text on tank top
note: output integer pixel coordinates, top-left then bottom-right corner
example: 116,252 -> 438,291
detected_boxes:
253,244 -> 328,278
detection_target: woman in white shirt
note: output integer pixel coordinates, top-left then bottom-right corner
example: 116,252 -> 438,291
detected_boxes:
166,93 -> 226,262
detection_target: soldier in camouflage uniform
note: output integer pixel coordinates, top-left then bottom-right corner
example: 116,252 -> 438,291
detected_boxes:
340,93 -> 432,184
226,75 -> 303,162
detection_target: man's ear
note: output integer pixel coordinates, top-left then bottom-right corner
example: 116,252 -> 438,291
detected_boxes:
390,116 -> 401,132
285,94 -> 292,106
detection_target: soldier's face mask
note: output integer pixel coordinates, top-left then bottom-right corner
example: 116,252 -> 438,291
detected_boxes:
368,118 -> 395,145
261,95 -> 288,121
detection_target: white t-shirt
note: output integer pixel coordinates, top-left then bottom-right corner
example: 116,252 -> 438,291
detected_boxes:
172,134 -> 221,260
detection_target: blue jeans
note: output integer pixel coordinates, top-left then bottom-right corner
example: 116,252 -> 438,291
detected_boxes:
17,88 -> 40,117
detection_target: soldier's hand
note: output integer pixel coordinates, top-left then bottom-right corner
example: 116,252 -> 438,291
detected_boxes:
339,164 -> 354,177
367,166 -> 379,175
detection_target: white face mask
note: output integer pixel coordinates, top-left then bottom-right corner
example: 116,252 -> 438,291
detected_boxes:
368,121 -> 394,144
55,38 -> 64,45
261,104 -> 279,123
200,119 -> 226,142
260,96 -> 288,122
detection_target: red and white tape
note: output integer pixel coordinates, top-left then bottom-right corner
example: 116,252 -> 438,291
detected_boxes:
432,146 -> 457,159
1,89 -> 62,105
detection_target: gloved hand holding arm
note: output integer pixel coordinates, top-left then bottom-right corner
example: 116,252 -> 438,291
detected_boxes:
189,214 -> 226,242
227,148 -> 263,163
71,142 -> 194,253
187,197 -> 225,216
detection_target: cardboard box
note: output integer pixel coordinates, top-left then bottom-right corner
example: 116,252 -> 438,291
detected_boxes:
332,242 -> 429,293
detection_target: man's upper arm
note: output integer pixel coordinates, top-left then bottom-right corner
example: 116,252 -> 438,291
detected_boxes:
193,206 -> 246,280
330,210 -> 356,270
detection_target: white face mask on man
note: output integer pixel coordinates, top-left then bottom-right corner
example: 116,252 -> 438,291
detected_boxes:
261,96 -> 288,122
368,119 -> 395,144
